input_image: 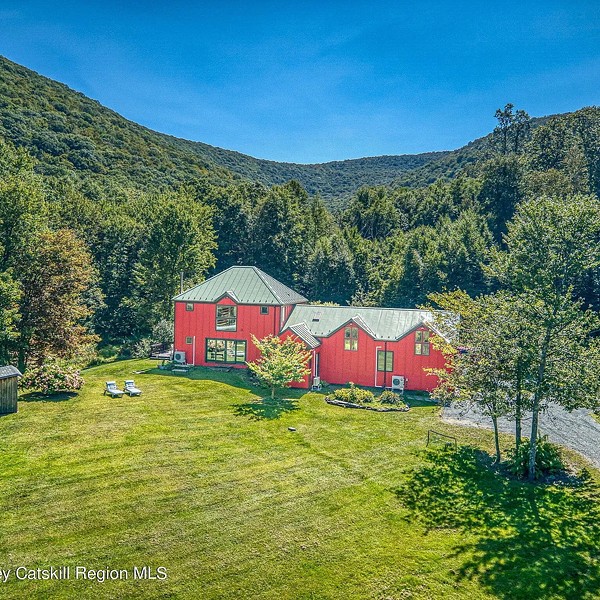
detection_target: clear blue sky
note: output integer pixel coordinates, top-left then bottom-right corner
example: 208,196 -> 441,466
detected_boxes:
0,1 -> 598,163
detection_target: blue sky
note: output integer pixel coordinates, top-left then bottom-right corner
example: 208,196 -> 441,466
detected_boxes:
0,1 -> 598,163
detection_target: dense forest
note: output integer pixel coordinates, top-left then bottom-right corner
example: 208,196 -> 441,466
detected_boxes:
0,54 -> 598,373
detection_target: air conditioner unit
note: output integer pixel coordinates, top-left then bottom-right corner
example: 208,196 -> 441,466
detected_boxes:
390,375 -> 405,392
173,350 -> 186,365
312,376 -> 321,391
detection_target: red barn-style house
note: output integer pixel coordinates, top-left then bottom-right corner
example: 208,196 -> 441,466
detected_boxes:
173,266 -> 446,392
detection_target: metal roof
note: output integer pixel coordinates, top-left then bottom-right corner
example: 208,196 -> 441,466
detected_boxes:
173,266 -> 308,305
283,305 -> 434,342
0,366 -> 21,380
283,323 -> 321,348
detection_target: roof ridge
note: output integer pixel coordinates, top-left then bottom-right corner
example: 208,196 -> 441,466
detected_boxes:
251,267 -> 281,304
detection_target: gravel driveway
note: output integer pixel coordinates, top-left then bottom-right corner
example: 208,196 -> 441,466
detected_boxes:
442,402 -> 600,469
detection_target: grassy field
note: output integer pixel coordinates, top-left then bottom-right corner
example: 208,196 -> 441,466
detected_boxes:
0,360 -> 599,599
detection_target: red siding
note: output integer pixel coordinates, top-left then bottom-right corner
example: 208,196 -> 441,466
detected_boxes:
174,299 -> 284,367
314,325 -> 444,392
174,302 -> 446,392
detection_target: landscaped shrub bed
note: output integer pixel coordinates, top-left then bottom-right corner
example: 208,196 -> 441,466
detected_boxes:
327,383 -> 409,412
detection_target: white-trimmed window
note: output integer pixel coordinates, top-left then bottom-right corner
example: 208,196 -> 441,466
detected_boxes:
260,306 -> 269,315
186,303 -> 194,312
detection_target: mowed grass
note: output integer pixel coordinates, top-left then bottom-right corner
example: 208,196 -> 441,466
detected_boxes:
0,360 -> 598,600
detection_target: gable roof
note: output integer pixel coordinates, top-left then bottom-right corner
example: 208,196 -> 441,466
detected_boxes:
282,305 -> 436,342
173,266 -> 308,306
0,366 -> 21,380
283,323 -> 321,349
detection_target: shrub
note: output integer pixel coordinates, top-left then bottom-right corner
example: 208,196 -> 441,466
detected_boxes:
20,362 -> 84,395
507,436 -> 565,479
379,390 -> 401,404
131,338 -> 151,359
332,383 -> 375,404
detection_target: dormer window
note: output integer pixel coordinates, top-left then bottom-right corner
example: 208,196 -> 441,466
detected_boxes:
415,330 -> 430,355
216,305 -> 237,331
344,326 -> 358,351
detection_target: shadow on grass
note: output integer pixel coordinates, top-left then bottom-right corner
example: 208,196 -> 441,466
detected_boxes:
19,391 -> 78,403
396,446 -> 600,599
148,366 -> 309,400
233,397 -> 300,421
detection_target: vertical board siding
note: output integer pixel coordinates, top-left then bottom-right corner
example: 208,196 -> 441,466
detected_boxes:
174,300 -> 284,367
317,326 -> 444,392
0,377 -> 18,414
174,301 -> 446,392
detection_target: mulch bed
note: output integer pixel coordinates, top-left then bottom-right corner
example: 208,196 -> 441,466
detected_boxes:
325,397 -> 409,412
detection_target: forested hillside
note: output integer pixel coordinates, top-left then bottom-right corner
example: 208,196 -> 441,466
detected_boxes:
0,54 -> 598,372
0,55 -> 545,205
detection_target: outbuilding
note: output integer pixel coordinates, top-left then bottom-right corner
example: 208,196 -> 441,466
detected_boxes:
0,366 -> 21,414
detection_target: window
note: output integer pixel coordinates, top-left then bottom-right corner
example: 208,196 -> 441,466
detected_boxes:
415,330 -> 430,356
216,305 -> 237,331
185,336 -> 193,344
377,350 -> 394,372
260,306 -> 269,315
344,326 -> 358,351
205,339 -> 247,363
185,303 -> 194,312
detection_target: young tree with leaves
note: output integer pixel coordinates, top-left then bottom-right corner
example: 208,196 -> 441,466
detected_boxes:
489,194 -> 600,480
247,335 -> 311,399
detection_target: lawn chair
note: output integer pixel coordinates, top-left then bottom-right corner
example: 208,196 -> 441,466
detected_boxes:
104,381 -> 124,398
124,379 -> 142,396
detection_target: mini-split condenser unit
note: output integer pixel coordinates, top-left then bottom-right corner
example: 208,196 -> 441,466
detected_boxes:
173,350 -> 186,364
390,375 -> 405,392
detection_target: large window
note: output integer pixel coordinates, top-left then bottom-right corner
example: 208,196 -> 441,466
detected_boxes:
344,326 -> 358,351
415,330 -> 430,356
216,305 -> 237,331
205,339 -> 247,363
377,350 -> 394,372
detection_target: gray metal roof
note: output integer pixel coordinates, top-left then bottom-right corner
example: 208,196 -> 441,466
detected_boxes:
284,323 -> 321,348
0,366 -> 21,380
173,266 -> 308,305
283,305 -> 434,342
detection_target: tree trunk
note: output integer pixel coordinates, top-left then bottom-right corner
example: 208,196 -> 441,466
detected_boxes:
515,372 -> 522,452
528,329 -> 551,481
491,414 -> 501,464
271,385 -> 276,400
528,398 -> 540,481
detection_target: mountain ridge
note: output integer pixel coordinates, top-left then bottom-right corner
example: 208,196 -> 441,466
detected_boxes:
0,54 -> 574,205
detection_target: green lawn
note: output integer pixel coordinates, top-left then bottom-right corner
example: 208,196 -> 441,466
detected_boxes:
0,360 -> 599,599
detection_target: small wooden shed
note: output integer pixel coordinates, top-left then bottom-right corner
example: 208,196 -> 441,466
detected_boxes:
0,366 -> 21,415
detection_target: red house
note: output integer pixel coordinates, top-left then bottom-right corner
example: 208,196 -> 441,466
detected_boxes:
173,266 -> 446,392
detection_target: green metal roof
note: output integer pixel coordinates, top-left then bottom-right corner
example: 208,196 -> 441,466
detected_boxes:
173,266 -> 308,305
283,305 -> 434,342
283,323 -> 321,348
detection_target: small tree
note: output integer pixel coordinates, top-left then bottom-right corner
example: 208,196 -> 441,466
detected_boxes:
247,335 -> 311,399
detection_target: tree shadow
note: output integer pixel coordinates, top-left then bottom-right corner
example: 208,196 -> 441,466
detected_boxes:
149,366 -> 309,400
19,391 -> 78,403
396,446 -> 600,600
233,397 -> 300,421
